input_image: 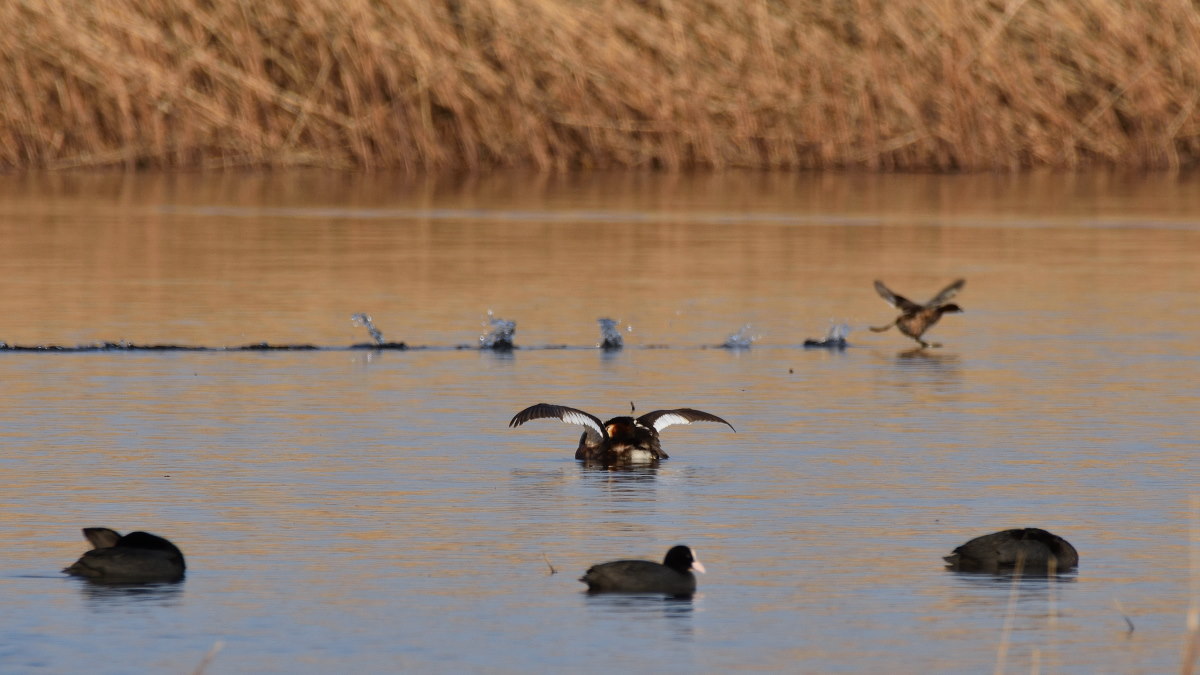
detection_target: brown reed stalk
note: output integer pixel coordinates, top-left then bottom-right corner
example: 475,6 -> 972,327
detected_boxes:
190,640 -> 224,675
1184,495 -> 1200,675
1,0 -> 1198,171
994,551 -> 1025,675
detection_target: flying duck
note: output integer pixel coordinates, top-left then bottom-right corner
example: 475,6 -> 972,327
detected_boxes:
870,279 -> 965,348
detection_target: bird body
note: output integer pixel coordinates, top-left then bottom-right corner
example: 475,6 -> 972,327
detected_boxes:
63,527 -> 186,583
581,545 -> 705,595
944,528 -> 1078,574
509,403 -> 734,464
871,279 -> 965,348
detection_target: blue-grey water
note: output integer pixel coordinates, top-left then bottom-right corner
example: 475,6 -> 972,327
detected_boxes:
1,171 -> 1197,674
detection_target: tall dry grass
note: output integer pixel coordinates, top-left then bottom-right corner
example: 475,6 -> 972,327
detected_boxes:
1,0 -> 1199,171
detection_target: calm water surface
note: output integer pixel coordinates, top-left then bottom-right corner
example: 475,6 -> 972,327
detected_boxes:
1,172 -> 1198,673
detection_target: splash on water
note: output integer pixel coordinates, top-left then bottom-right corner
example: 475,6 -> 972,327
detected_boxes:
597,318 -> 624,350
351,313 -> 385,345
480,311 -> 516,350
722,324 -> 759,349
804,322 -> 850,349
349,313 -> 407,349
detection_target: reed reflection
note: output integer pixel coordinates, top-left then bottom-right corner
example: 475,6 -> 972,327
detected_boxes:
948,572 -> 1078,589
943,572 -> 1077,640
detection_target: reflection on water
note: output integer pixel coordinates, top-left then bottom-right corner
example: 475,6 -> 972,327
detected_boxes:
889,349 -> 964,391
578,462 -> 661,479
578,463 -> 662,502
0,170 -> 1196,673
75,580 -> 185,610
584,593 -> 695,642
507,465 -> 677,515
480,347 -> 517,364
893,348 -> 962,367
599,347 -> 623,364
948,570 -> 1079,589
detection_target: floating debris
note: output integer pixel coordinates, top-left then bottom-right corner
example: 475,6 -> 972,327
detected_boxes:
597,318 -> 624,350
480,311 -> 516,351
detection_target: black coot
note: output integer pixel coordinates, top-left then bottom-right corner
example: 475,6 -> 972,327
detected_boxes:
63,527 -> 186,583
944,528 -> 1078,574
580,545 -> 705,595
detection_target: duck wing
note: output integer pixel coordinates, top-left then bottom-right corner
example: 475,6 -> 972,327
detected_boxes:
82,527 -> 122,549
874,280 -> 922,313
925,278 -> 965,308
509,403 -> 606,445
637,409 -> 736,433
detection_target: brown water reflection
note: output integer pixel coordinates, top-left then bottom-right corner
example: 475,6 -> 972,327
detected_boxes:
0,171 -> 1196,349
0,170 -> 1197,674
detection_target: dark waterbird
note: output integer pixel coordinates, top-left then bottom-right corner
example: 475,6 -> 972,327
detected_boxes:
944,528 -> 1078,574
870,279 -> 965,348
509,403 -> 735,464
63,527 -> 186,583
580,545 -> 706,596
804,322 -> 850,350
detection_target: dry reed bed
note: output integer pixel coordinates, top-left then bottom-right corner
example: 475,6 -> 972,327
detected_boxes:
1,0 -> 1199,171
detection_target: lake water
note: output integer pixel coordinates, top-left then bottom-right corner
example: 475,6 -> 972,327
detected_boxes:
1,171 -> 1197,674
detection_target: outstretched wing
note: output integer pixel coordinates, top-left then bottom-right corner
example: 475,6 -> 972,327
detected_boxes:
509,403 -> 606,445
873,280 -> 922,313
925,278 -> 965,308
637,409 -> 736,433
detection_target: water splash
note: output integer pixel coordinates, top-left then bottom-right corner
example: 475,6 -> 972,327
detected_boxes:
351,313 -> 385,345
480,311 -> 516,350
804,322 -> 850,349
723,324 -> 760,349
597,318 -> 624,350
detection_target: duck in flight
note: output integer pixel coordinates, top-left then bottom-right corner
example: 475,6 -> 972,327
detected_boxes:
870,279 -> 965,348
509,403 -> 734,464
